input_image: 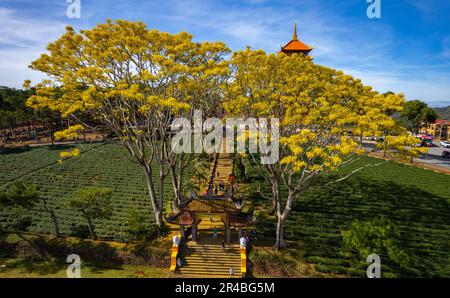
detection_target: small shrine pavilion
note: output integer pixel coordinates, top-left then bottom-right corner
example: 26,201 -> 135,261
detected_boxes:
281,23 -> 312,56
166,195 -> 254,243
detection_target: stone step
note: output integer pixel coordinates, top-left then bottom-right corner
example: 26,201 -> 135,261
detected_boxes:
187,248 -> 240,253
186,253 -> 239,258
177,274 -> 240,278
179,268 -> 241,275
186,251 -> 240,255
186,251 -> 240,256
186,255 -> 239,260
184,257 -> 240,263
189,243 -> 240,247
180,264 -> 240,270
185,258 -> 241,266
181,265 -> 241,271
187,249 -> 240,253
183,264 -> 241,271
188,244 -> 240,248
187,246 -> 239,250
185,254 -> 240,258
185,258 -> 240,263
182,261 -> 240,266
177,273 -> 240,278
177,272 -> 240,278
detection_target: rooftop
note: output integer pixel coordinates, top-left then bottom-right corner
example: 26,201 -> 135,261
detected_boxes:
281,23 -> 312,54
182,197 -> 242,213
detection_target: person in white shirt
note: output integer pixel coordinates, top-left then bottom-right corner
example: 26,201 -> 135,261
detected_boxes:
229,267 -> 234,276
173,234 -> 180,246
240,236 -> 247,249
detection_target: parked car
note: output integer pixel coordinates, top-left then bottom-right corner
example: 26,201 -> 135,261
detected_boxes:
439,140 -> 450,148
421,140 -> 433,147
442,151 -> 450,159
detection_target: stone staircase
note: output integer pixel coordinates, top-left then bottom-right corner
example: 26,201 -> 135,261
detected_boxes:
178,242 -> 242,278
211,152 -> 234,194
172,148 -> 243,278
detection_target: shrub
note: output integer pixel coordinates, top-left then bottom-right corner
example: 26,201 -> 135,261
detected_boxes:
126,208 -> 150,241
234,155 -> 247,182
249,249 -> 296,277
341,217 -> 415,269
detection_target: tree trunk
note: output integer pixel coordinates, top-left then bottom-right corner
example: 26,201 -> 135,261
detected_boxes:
274,215 -> 286,250
49,209 -> 60,237
50,127 -> 54,146
270,176 -> 286,249
42,200 -> 59,237
269,192 -> 277,216
142,163 -> 163,227
86,217 -> 96,240
269,177 -> 280,215
177,162 -> 183,203
169,164 -> 182,208
274,186 -> 296,251
158,166 -> 165,214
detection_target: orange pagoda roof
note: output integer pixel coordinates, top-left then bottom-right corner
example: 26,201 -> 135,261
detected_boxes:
281,23 -> 312,55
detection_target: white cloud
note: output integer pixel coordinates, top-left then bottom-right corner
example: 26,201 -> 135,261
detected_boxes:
341,67 -> 450,105
0,8 -> 65,47
0,1 -> 448,106
0,8 -> 67,87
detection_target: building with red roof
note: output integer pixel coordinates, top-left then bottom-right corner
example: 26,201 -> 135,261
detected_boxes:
421,119 -> 450,140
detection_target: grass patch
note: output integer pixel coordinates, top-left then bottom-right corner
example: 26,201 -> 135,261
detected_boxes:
0,257 -> 173,278
244,155 -> 450,277
0,141 -> 192,241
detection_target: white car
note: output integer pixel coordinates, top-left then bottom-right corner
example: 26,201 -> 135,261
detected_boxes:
440,140 -> 450,148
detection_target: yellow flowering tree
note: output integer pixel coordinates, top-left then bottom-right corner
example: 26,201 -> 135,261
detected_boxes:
224,49 -> 423,249
26,20 -> 229,226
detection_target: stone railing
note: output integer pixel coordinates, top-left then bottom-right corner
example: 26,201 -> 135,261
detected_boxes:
240,247 -> 247,276
169,243 -> 179,271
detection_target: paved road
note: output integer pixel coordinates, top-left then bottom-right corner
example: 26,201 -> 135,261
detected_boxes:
416,141 -> 450,169
362,141 -> 450,171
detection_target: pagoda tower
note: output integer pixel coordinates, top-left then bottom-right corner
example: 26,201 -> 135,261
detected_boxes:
280,23 -> 312,56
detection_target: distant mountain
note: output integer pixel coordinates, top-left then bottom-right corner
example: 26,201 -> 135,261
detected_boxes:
433,106 -> 450,120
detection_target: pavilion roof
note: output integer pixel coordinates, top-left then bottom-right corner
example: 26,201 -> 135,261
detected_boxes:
282,39 -> 312,52
166,197 -> 254,226
281,23 -> 312,54
182,197 -> 241,213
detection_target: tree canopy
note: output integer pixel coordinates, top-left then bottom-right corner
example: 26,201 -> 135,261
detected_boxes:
223,49 -> 425,248
401,99 -> 438,133
26,20 -> 426,248
27,20 -> 230,226
66,187 -> 113,240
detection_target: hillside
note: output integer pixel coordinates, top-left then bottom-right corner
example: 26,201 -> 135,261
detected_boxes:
0,142 -> 449,277
433,106 -> 450,120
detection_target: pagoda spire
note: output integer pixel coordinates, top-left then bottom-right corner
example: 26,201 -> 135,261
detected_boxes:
280,22 -> 312,56
293,22 -> 298,41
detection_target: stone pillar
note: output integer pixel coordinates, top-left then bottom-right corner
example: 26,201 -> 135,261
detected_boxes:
192,225 -> 197,242
180,224 -> 185,239
238,228 -> 242,242
226,225 -> 231,243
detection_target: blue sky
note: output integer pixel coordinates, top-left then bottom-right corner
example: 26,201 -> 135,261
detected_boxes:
1,0 -> 449,106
